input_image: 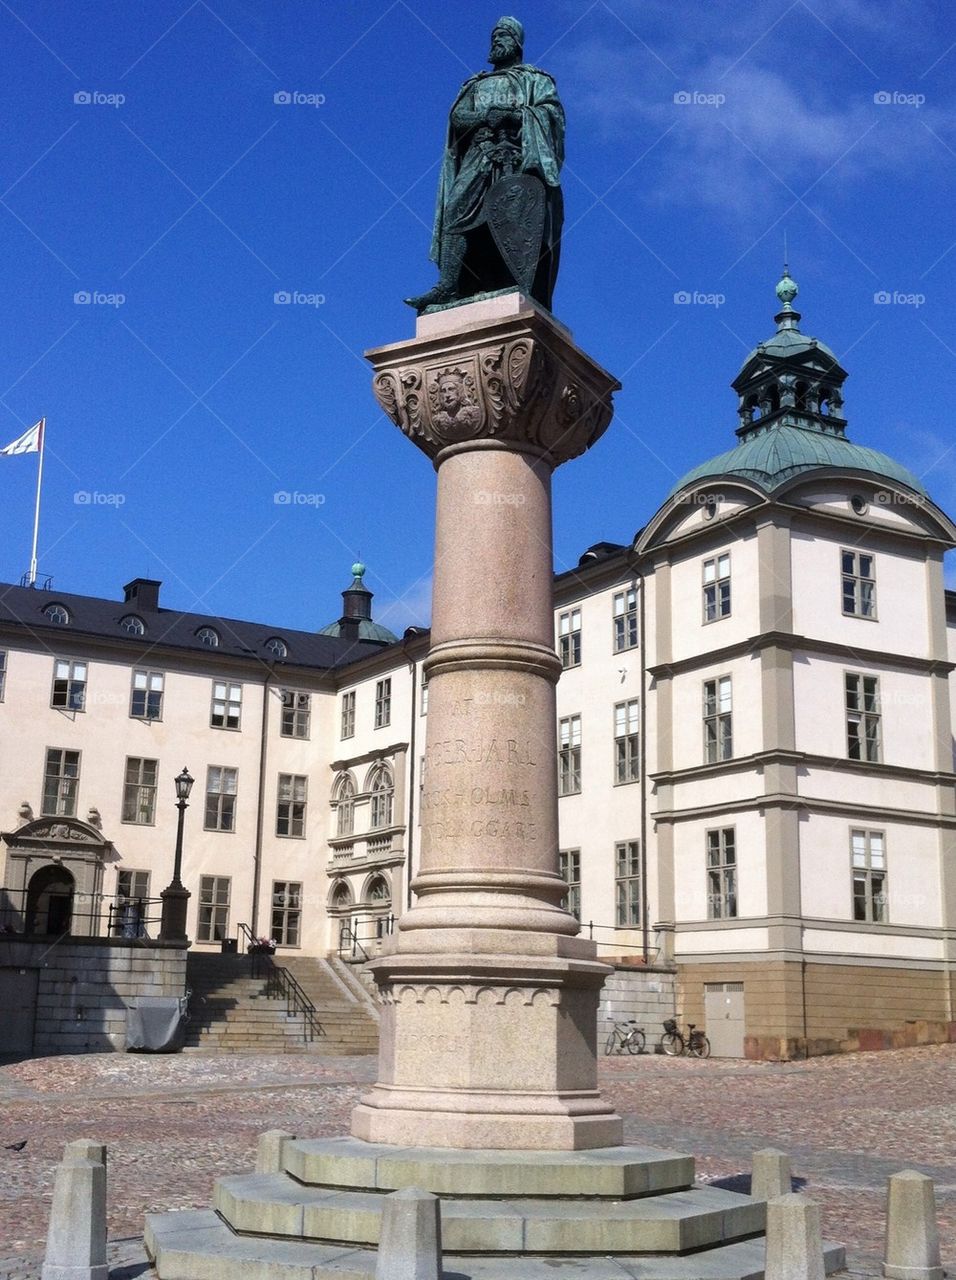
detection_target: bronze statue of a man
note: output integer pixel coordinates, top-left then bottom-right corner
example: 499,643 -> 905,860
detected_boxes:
406,16 -> 565,314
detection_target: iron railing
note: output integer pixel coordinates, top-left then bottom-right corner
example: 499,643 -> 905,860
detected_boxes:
236,922 -> 324,1044
338,913 -> 394,962
0,886 -> 163,941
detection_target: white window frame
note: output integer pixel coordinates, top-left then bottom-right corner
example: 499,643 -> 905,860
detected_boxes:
211,680 -> 242,730
559,848 -> 581,919
375,679 -> 392,729
558,608 -> 582,669
615,839 -> 641,927
280,689 -> 311,739
42,747 -> 80,817
706,827 -> 737,919
613,699 -> 640,785
558,714 -> 582,796
51,658 -> 87,712
845,671 -> 881,763
276,773 -> 307,838
130,668 -> 164,720
842,549 -> 877,619
703,675 -> 733,763
851,828 -> 888,922
702,553 -> 731,623
612,588 -> 638,653
341,690 -> 356,739
197,875 -> 231,942
205,766 -> 238,832
271,880 -> 302,946
122,756 -> 158,825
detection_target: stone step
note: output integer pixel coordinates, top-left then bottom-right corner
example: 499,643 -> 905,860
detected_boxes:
145,1209 -> 847,1280
283,1137 -> 696,1199
214,1172 -> 767,1253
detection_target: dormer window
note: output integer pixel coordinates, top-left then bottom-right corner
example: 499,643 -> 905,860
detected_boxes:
120,614 -> 145,636
196,626 -> 220,648
265,637 -> 288,659
44,603 -> 69,626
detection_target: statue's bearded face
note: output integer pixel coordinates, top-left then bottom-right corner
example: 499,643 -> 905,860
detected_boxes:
489,28 -> 519,66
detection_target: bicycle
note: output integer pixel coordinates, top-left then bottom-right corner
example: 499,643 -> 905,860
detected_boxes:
659,1018 -> 711,1058
604,1020 -> 646,1055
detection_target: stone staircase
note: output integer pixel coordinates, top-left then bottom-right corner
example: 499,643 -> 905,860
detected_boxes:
145,1137 -> 847,1279
184,953 -> 379,1055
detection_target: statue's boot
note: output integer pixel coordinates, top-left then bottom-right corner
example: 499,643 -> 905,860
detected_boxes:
405,237 -> 466,312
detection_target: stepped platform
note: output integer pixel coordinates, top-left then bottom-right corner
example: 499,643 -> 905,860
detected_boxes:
145,1137 -> 846,1279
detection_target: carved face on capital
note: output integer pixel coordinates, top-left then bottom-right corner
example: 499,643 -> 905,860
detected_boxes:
438,373 -> 464,413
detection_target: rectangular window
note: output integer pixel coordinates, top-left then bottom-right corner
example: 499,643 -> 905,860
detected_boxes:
271,880 -> 302,946
205,766 -> 238,831
613,588 -> 638,652
211,680 -> 242,730
122,756 -> 158,824
130,668 -> 164,720
341,690 -> 356,739
558,608 -> 582,668
375,678 -> 391,729
614,699 -> 640,784
842,550 -> 876,618
615,839 -> 641,926
706,827 -> 737,919
558,714 -> 582,796
42,748 -> 80,816
197,875 -> 230,942
114,869 -> 150,938
703,675 -> 733,763
0,650 -> 6,700
558,848 -> 581,919
51,659 -> 87,712
845,672 -> 881,762
851,829 -> 887,922
420,678 -> 429,716
280,689 -> 311,739
703,553 -> 731,623
276,773 -> 307,838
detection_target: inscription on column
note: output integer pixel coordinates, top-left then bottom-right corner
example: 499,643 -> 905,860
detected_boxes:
422,734 -> 540,842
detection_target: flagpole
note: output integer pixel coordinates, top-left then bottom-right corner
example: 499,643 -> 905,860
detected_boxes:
28,418 -> 45,587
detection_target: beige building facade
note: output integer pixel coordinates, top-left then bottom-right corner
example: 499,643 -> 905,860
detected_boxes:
2,275 -> 954,1057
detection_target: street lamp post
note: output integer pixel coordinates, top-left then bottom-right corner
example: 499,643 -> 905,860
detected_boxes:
159,767 -> 194,944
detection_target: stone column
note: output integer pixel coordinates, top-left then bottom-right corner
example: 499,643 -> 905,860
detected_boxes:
352,294 -> 623,1151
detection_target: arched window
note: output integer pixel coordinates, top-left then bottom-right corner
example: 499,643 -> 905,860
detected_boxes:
265,636 -> 287,658
368,763 -> 394,830
44,603 -> 69,625
120,614 -> 145,636
196,626 -> 220,647
766,383 -> 780,413
746,395 -> 760,421
366,874 -> 391,908
333,773 -> 355,837
329,880 -> 352,912
795,381 -> 808,411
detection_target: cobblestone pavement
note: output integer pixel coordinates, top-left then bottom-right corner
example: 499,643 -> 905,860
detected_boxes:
0,1045 -> 952,1276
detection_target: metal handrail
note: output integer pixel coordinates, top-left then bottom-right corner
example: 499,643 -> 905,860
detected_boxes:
0,886 -> 163,941
236,922 -> 324,1044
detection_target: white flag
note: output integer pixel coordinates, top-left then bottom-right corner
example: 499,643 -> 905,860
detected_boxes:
0,419 -> 42,456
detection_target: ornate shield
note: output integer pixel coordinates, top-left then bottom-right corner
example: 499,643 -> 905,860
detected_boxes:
484,174 -> 546,294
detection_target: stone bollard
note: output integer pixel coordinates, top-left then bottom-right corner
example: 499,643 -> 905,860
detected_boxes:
883,1170 -> 943,1280
375,1188 -> 442,1280
752,1148 -> 792,1201
41,1141 -> 108,1280
765,1192 -> 825,1280
255,1129 -> 296,1175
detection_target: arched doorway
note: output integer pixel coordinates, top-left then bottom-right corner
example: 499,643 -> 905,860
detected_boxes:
25,866 -> 75,935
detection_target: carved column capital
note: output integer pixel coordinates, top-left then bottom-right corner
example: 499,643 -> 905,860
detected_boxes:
367,299 -> 620,468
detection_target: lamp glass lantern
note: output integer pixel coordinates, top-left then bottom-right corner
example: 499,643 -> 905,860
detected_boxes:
174,767 -> 194,803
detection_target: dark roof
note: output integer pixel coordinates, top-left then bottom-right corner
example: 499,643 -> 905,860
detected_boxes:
0,581 -> 393,672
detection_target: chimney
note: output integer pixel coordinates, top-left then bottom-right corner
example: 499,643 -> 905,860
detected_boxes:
123,578 -> 161,612
342,562 -> 373,622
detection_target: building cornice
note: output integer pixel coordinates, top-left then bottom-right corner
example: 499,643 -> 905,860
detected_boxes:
673,914 -> 954,940
652,783 -> 956,827
331,743 -> 410,773
647,630 -> 956,680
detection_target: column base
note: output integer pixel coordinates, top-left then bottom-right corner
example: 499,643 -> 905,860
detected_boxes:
350,932 -> 623,1151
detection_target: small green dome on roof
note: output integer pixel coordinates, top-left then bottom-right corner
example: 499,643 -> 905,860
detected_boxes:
775,269 -> 798,307
351,561 -> 366,579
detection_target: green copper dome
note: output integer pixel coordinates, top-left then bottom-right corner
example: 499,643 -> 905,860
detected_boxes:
670,422 -> 926,498
317,617 -> 399,644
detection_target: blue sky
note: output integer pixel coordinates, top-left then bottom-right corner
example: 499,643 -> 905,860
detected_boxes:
1,0 -> 955,632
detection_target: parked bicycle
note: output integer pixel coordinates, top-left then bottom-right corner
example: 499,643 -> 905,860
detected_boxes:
604,1020 -> 646,1055
659,1017 -> 710,1058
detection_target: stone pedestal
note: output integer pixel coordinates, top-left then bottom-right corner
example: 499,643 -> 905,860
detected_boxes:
352,294 -> 623,1150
